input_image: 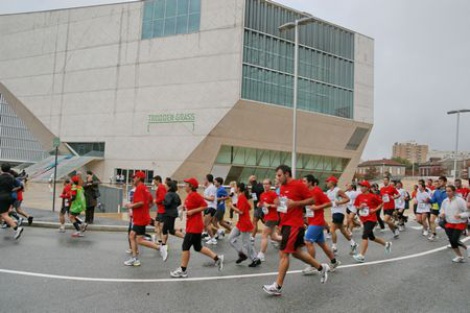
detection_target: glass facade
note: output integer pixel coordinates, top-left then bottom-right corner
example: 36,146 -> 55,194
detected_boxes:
242,0 -> 355,119
0,94 -> 48,164
215,145 -> 350,185
142,0 -> 201,39
67,142 -> 105,157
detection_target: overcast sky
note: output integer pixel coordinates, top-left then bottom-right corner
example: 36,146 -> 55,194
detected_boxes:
1,0 -> 470,161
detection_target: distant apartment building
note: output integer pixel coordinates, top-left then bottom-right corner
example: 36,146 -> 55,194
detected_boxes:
392,141 -> 428,164
356,159 -> 406,178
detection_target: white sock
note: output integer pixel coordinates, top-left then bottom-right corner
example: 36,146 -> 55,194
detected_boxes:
350,239 -> 356,245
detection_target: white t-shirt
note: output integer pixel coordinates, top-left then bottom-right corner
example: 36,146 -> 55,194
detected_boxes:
395,188 -> 406,209
204,183 -> 217,209
327,187 -> 347,215
229,187 -> 238,205
416,190 -> 431,213
345,190 -> 359,214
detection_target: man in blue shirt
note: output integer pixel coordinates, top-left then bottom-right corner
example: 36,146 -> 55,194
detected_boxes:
427,176 -> 448,241
213,177 -> 232,239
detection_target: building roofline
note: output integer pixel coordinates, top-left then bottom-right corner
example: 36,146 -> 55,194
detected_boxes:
0,0 -> 140,17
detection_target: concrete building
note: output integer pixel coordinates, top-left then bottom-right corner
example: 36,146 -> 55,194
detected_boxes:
392,141 -> 428,164
0,0 -> 374,184
356,159 -> 406,178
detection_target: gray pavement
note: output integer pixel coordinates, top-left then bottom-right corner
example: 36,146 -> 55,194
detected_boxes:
1,222 -> 470,313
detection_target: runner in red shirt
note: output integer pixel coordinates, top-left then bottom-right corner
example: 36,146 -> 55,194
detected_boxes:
426,178 -> 436,191
256,179 -> 282,262
58,179 -> 72,232
380,176 -> 400,238
124,172 -> 163,267
353,181 -> 392,263
455,179 -> 469,199
228,182 -> 260,267
263,165 -> 330,296
301,174 -> 341,274
153,175 -> 167,244
170,178 -> 224,278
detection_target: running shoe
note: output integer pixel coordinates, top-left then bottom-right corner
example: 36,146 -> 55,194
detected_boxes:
170,267 -> 188,278
236,253 -> 248,264
385,242 -> 392,254
124,258 -> 141,266
215,255 -> 224,271
302,266 -> 317,275
270,240 -> 280,249
329,260 -> 341,272
27,216 -> 34,226
427,234 -> 436,242
319,264 -> 330,284
380,228 -> 386,233
350,243 -> 358,255
17,218 -> 24,227
263,282 -> 282,296
332,246 -> 338,254
353,254 -> 366,263
1,222 -> 8,229
160,244 -> 168,262
59,225 -> 66,233
423,230 -> 429,237
452,256 -> 465,263
71,232 -> 84,237
393,229 -> 400,239
80,223 -> 88,233
125,249 -> 132,254
325,233 -> 331,240
217,229 -> 225,238
14,227 -> 24,240
257,252 -> 265,262
205,238 -> 217,245
248,259 -> 261,268
250,236 -> 255,242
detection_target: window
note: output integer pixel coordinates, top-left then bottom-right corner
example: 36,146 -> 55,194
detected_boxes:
142,0 -> 201,39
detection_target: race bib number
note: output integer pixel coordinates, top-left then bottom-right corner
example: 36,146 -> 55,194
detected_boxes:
305,207 -> 314,218
64,199 -> 70,207
359,206 -> 370,217
277,196 -> 288,213
251,193 -> 258,201
419,202 -> 427,209
262,206 -> 269,215
382,194 -> 390,203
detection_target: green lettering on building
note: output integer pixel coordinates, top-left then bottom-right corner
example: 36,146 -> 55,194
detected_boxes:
147,113 -> 196,131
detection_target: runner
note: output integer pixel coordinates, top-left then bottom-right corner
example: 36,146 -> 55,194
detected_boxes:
170,178 -> 224,278
257,178 -> 281,262
228,181 -> 238,221
229,182 -> 261,267
371,183 -> 386,232
455,179 -> 469,199
249,175 -> 264,242
415,182 -> 431,238
202,174 -> 218,244
427,176 -> 448,241
69,175 -> 87,238
411,184 -> 418,215
0,163 -> 23,240
394,181 -> 408,231
263,165 -> 330,296
161,180 -> 184,259
325,176 -> 357,255
380,176 -> 400,238
124,171 -> 165,266
213,177 -> 232,239
153,175 -> 167,245
345,183 -> 361,234
353,181 -> 392,263
302,174 -> 341,275
58,179 -> 72,232
440,185 -> 469,263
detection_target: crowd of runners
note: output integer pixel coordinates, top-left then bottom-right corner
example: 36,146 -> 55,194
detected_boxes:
1,162 -> 470,296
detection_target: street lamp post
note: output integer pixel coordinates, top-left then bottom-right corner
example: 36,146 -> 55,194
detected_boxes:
447,109 -> 470,179
279,16 -> 315,178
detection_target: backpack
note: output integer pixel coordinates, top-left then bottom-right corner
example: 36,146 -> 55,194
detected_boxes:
70,185 -> 86,214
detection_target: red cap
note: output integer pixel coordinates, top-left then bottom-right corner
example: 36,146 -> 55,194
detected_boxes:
359,180 -> 371,188
184,178 -> 199,189
133,171 -> 146,179
71,175 -> 80,183
326,176 -> 338,184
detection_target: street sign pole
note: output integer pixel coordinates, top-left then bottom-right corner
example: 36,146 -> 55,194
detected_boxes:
52,137 -> 60,212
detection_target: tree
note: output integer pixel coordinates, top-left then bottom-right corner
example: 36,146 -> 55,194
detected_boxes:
364,166 -> 379,180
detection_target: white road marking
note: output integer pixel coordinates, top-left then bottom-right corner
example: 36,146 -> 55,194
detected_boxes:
1,237 -> 468,283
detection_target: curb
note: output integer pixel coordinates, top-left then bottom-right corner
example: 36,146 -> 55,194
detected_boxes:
29,221 -> 143,233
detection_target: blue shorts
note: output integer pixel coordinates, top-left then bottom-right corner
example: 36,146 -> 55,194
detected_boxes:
304,225 -> 325,244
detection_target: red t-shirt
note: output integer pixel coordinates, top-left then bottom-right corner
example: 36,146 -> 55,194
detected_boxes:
427,184 -> 436,191
354,193 -> 382,223
259,190 -> 279,222
156,184 -> 167,214
456,188 -> 469,199
132,183 -> 151,226
279,179 -> 312,227
17,190 -> 23,201
307,186 -> 331,226
380,185 -> 398,210
184,191 -> 206,234
236,194 -> 254,232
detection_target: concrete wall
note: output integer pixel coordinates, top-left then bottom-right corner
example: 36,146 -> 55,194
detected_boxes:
353,34 -> 374,124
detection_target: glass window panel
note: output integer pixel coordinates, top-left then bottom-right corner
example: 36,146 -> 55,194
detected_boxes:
152,19 -> 164,37
188,13 -> 200,32
177,0 -> 189,15
142,21 -> 153,39
176,15 -> 188,34
165,0 -> 177,17
189,0 -> 201,13
143,1 -> 154,21
153,0 -> 165,19
164,17 -> 177,36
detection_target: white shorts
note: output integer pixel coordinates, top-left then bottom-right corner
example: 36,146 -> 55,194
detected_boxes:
416,204 -> 430,214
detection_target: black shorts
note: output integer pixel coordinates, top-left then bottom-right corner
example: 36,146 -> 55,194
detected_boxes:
265,220 -> 278,229
430,210 -> 439,216
362,221 -> 377,241
182,233 -> 203,252
13,200 -> 22,209
162,215 -> 176,235
214,209 -> 225,221
132,225 -> 146,236
332,213 -> 345,225
279,225 -> 305,253
155,213 -> 164,223
204,207 -> 216,217
254,207 -> 265,220
0,194 -> 13,214
60,206 -> 70,215
383,209 -> 395,217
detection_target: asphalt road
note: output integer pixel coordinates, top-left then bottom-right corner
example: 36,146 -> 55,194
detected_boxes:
1,223 -> 469,313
